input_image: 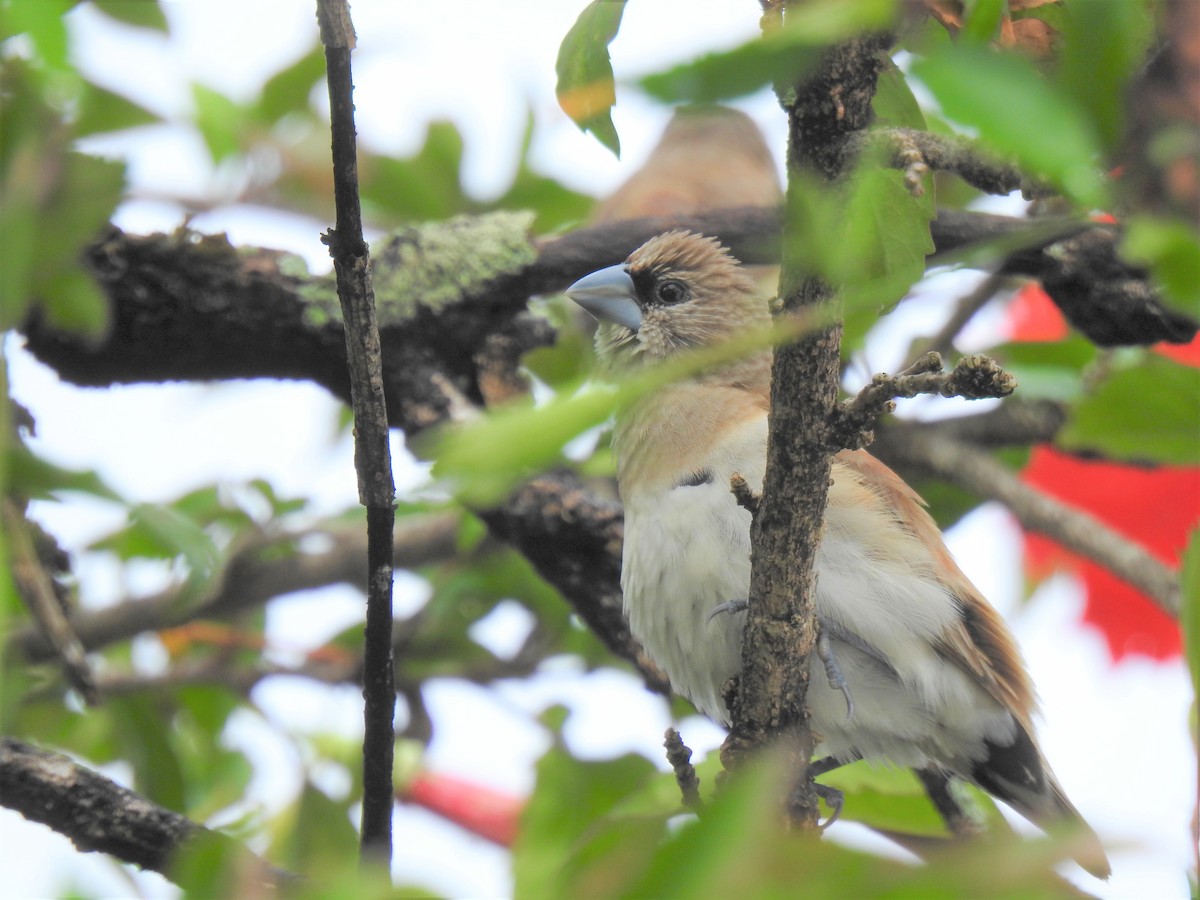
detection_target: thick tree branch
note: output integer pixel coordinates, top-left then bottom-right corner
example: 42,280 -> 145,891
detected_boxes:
480,470 -> 670,696
721,29 -> 893,831
18,210 -> 1191,439
0,737 -> 295,889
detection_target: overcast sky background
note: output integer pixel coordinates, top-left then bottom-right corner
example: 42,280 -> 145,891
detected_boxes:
2,2 -> 1194,898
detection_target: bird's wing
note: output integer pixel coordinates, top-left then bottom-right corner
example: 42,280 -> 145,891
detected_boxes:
835,449 -> 1038,731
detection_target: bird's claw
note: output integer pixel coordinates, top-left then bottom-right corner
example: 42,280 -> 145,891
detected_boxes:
813,783 -> 845,830
816,627 -> 855,722
707,599 -> 749,623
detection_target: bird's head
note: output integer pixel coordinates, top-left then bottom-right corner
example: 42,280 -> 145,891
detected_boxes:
565,230 -> 771,372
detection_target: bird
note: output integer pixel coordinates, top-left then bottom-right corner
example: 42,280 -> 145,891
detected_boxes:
591,105 -> 782,224
565,229 -> 1111,879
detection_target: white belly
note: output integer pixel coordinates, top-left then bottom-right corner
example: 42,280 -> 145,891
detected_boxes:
621,473 -> 1015,772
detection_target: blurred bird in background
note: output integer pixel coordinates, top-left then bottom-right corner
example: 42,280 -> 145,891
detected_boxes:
592,105 -> 782,222
566,229 -> 1111,879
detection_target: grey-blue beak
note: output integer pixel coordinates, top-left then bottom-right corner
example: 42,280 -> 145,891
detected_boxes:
565,264 -> 642,332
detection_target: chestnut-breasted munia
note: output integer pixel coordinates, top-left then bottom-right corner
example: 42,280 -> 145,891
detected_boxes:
566,229 -> 1110,879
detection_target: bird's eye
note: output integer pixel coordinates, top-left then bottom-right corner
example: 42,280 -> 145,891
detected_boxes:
655,279 -> 688,305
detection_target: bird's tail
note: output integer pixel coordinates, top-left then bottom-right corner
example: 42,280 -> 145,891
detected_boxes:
972,727 -> 1111,879
995,767 -> 1112,880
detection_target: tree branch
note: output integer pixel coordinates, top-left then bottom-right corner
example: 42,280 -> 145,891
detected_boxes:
663,729 -> 703,813
4,499 -> 98,704
12,511 -> 462,665
19,209 -> 1191,441
317,0 -> 396,864
480,470 -> 671,696
0,737 -> 295,890
857,127 -> 1055,199
884,431 -> 1181,618
722,28 -> 892,830
834,352 -> 1017,451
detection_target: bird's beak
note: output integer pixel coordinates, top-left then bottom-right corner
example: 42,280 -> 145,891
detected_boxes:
565,265 -> 642,332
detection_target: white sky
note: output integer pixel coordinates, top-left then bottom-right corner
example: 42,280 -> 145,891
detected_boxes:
2,2 -> 1194,898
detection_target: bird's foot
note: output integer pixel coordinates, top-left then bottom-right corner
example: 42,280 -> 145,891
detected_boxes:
706,599 -> 749,623
816,627 -> 855,722
813,782 -> 845,830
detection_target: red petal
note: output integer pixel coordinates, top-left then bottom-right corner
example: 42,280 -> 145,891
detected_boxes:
1006,283 -> 1068,341
1021,448 -> 1196,660
402,772 -> 524,846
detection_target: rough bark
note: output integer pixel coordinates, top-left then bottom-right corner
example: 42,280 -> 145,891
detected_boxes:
0,737 -> 295,889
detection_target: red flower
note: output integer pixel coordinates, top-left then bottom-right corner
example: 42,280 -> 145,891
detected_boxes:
401,771 -> 524,846
1007,284 -> 1197,660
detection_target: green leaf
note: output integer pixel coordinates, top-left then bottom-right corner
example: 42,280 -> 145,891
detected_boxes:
1059,355 -> 1200,464
1181,527 -> 1200,704
628,751 -> 900,899
41,151 -> 125,250
872,59 -> 926,131
821,763 -> 953,837
1056,0 -> 1153,150
429,382 -> 617,506
789,159 -> 934,339
110,695 -> 187,811
361,120 -> 469,222
488,112 -> 594,233
90,503 -> 221,582
989,335 -> 1097,402
1121,215 -> 1200,320
1,0 -> 73,73
640,34 -> 820,105
25,151 -> 125,336
91,0 -> 169,33
168,829 -> 251,899
432,315 -> 802,505
838,164 -> 935,302
961,0 -> 1005,43
192,82 -> 244,162
273,782 -> 358,871
256,43 -> 325,124
640,0 -> 895,104
5,447 -> 121,501
75,81 -> 161,136
36,266 -> 110,338
913,44 -> 1106,208
513,746 -> 660,898
555,0 -> 626,157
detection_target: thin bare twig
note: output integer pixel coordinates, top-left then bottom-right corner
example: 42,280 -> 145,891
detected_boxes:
729,473 -> 761,516
663,729 -> 704,813
857,128 -> 1057,199
914,768 -> 985,839
12,512 -> 462,665
4,500 -> 98,704
836,352 -> 1017,451
317,0 -> 396,866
